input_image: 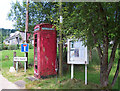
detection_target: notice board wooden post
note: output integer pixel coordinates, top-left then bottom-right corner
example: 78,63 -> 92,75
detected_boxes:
13,52 -> 16,68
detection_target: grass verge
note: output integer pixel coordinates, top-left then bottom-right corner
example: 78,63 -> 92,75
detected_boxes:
1,48 -> 119,89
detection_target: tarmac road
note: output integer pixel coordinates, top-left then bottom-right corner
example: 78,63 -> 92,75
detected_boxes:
0,74 -> 20,91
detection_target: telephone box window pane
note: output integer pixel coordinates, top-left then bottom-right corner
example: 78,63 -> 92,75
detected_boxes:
35,61 -> 37,65
35,56 -> 37,60
35,48 -> 37,52
35,43 -> 37,47
35,52 -> 37,56
35,65 -> 37,69
35,34 -> 37,38
35,47 -> 37,56
35,39 -> 37,42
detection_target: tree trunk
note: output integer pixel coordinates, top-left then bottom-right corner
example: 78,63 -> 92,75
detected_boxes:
111,43 -> 120,87
89,48 -> 92,61
100,59 -> 109,88
108,39 -> 118,75
59,0 -> 63,77
100,40 -> 109,88
98,47 -> 109,88
97,38 -> 109,88
111,57 -> 120,87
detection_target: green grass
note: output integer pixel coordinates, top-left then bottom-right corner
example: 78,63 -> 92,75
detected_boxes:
1,48 -> 119,89
1,49 -> 34,69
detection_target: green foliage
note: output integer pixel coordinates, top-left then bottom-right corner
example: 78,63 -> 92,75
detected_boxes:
0,44 -> 19,50
0,28 -> 16,43
8,2 -> 120,45
61,2 -> 120,47
8,1 -> 58,32
2,44 -> 9,50
8,45 -> 18,50
0,44 -> 2,50
29,43 -> 33,49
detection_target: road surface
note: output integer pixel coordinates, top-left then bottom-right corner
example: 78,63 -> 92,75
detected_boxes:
0,74 -> 20,90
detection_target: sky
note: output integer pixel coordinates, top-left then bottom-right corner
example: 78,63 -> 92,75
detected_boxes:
1,0 -> 117,30
0,0 -> 21,29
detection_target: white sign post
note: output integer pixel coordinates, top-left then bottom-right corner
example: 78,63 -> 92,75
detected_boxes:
14,57 -> 27,72
71,64 -> 74,79
85,64 -> 87,85
67,39 -> 89,85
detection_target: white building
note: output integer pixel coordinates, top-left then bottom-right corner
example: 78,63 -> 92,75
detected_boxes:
3,31 -> 34,45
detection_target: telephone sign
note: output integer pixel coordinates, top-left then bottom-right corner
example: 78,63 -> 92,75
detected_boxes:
21,44 -> 29,52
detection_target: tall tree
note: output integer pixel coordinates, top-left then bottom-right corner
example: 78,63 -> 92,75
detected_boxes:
63,2 -> 120,89
8,1 -> 57,32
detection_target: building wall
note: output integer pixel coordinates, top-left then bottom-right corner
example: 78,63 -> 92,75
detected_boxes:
10,39 -> 17,45
4,31 -> 34,45
4,38 -> 24,45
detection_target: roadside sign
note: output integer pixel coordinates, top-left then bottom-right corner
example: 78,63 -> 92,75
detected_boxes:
14,57 -> 27,72
14,57 -> 27,61
21,44 -> 29,52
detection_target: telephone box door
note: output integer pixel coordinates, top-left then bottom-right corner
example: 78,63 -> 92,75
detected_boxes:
40,31 -> 56,76
34,32 -> 40,78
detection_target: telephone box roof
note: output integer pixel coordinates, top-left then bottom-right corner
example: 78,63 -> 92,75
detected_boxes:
35,23 -> 53,27
34,23 -> 55,31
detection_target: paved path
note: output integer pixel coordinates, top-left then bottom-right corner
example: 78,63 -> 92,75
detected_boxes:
0,74 -> 20,90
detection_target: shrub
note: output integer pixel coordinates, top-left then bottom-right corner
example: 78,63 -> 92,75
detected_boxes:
29,43 -> 33,49
2,44 -> 8,50
0,44 -> 2,50
8,45 -> 18,50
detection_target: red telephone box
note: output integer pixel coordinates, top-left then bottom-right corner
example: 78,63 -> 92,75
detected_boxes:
34,23 -> 57,79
